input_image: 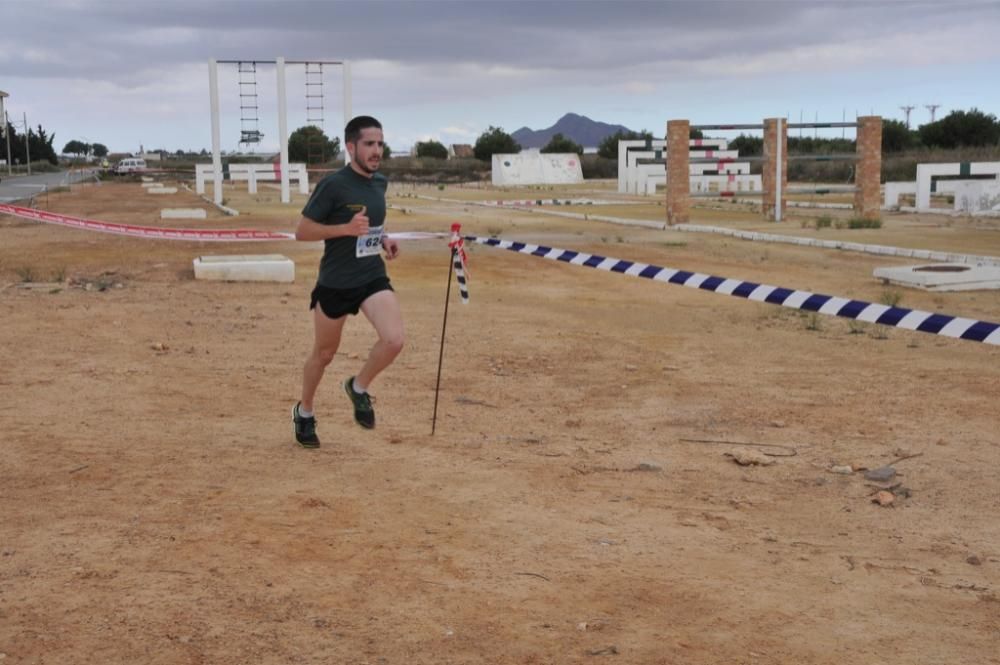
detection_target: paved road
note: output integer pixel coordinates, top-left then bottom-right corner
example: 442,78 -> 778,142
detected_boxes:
0,169 -> 99,203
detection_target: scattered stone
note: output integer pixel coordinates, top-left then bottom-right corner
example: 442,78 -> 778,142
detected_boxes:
624,364 -> 638,372
577,622 -> 588,631
586,645 -> 619,656
633,462 -> 662,472
727,449 -> 775,466
873,490 -> 895,507
151,342 -> 170,352
966,555 -> 983,566
829,465 -> 854,475
769,420 -> 787,428
864,466 -> 896,482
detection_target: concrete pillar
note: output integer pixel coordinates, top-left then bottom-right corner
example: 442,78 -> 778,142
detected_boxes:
762,118 -> 788,221
855,116 -> 882,220
665,119 -> 690,225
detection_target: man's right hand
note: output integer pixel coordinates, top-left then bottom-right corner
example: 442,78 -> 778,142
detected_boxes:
342,206 -> 369,237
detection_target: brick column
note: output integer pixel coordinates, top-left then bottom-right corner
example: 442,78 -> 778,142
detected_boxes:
855,116 -> 882,220
762,118 -> 788,221
665,119 -> 690,225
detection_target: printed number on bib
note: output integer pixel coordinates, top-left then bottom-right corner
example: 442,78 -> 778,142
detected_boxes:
356,227 -> 384,258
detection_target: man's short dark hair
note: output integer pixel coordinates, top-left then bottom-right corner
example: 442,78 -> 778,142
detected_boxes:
345,116 -> 382,144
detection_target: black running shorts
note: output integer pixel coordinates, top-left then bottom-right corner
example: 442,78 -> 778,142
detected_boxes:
310,276 -> 393,319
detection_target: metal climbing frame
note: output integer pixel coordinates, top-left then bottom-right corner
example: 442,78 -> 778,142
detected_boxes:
238,61 -> 264,147
304,62 -> 325,164
208,58 -> 352,205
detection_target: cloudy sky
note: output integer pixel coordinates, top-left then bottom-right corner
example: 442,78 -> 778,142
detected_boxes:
2,0 -> 999,155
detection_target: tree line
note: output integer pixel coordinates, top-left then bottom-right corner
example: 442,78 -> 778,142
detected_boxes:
117,106 -> 1000,169
2,123 -> 59,165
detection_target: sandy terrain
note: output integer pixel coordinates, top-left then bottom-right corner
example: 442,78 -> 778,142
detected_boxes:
1,177 -> 998,664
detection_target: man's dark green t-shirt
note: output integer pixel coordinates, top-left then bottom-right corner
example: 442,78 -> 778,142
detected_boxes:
301,165 -> 389,288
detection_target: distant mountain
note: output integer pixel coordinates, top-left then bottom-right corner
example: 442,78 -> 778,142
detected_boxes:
511,113 -> 634,149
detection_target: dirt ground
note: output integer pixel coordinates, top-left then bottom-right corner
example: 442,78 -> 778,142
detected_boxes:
2,178 -> 999,665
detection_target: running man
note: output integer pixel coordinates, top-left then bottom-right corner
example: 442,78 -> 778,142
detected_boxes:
292,115 -> 403,448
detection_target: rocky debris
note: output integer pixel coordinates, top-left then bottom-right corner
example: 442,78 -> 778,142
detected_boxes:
864,466 -> 897,482
967,555 -> 983,566
873,490 -> 895,507
586,645 -> 619,656
151,342 -> 170,353
829,465 -> 854,475
69,271 -> 126,292
727,449 -> 776,466
631,462 -> 662,472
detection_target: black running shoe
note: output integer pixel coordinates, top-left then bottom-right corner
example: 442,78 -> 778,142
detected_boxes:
343,377 -> 376,429
292,402 -> 320,448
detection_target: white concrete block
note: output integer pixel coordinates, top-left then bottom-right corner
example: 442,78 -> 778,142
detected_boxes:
147,187 -> 178,194
874,263 -> 1000,291
160,208 -> 208,219
193,254 -> 295,283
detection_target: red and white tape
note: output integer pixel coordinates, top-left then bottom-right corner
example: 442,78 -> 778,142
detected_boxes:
0,203 -> 294,242
0,204 -> 448,243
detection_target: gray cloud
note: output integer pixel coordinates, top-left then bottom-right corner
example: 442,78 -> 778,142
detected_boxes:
6,0 -> 998,80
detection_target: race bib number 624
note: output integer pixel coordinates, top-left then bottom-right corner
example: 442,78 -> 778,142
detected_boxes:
356,227 -> 384,258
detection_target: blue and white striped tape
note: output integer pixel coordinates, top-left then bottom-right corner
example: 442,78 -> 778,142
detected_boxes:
466,236 -> 1000,346
453,250 -> 469,304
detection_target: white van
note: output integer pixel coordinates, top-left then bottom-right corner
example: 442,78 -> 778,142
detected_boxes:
115,158 -> 147,175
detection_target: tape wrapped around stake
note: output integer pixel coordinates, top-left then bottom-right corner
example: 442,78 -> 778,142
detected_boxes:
465,235 -> 1000,347
448,223 -> 469,304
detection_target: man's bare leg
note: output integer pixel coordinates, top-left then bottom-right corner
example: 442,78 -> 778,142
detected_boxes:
354,289 -> 405,391
301,306 -> 348,413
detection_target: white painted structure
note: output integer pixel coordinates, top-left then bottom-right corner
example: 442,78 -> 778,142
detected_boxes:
618,137 -> 758,196
915,161 -> 1000,210
195,163 -> 309,195
951,181 -> 1000,214
207,58 -> 351,205
690,174 -> 763,195
874,263 -> 1000,291
161,208 -> 208,219
491,151 -> 584,186
883,181 -> 917,208
193,254 -> 295,283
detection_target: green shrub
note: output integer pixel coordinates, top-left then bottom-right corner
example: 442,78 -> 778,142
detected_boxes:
847,217 -> 882,229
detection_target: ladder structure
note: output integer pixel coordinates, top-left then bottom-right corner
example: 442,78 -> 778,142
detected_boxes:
238,61 -> 263,148
208,57 -> 351,205
304,63 -> 326,164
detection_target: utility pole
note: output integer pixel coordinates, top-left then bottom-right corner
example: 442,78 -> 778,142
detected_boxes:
0,90 -> 10,175
925,104 -> 941,123
24,112 -> 30,175
900,105 -> 915,129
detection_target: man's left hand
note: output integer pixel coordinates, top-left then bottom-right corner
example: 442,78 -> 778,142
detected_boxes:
382,237 -> 400,260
